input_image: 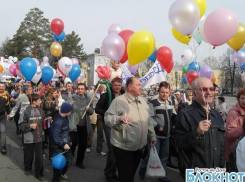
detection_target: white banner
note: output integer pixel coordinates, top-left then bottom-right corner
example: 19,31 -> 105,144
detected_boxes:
121,61 -> 166,88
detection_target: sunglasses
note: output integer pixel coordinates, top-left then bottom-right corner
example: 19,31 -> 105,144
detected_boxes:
196,87 -> 215,92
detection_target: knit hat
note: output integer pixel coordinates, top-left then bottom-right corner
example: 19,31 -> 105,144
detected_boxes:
60,102 -> 73,113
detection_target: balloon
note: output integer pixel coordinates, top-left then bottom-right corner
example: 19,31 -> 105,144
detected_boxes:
54,31 -> 66,41
148,48 -> 157,62
172,28 -> 192,44
127,31 -> 155,66
108,23 -> 123,35
53,69 -> 56,78
9,64 -> 17,77
166,59 -> 174,73
227,23 -> 245,51
211,75 -> 216,83
8,60 -> 14,65
69,64 -> 81,82
71,58 -> 79,65
8,56 -> 13,61
13,57 -> 18,63
193,0 -> 207,18
233,51 -> 245,66
196,16 -> 209,43
58,57 -> 73,76
95,65 -> 112,80
40,62 -> 50,69
187,70 -> 199,84
181,49 -> 196,65
77,73 -> 86,82
199,65 -> 213,79
102,34 -> 125,62
4,63 -> 13,76
57,62 -> 65,77
64,77 -> 72,85
31,67 -> 42,84
50,42 -> 62,57
16,70 -> 24,79
43,56 -> 49,62
182,66 -> 188,73
41,66 -> 54,85
50,18 -> 64,36
118,30 -> 135,64
32,58 -> 39,66
241,63 -> 245,70
125,62 -> 138,75
169,0 -> 200,35
16,61 -> 21,70
52,154 -> 66,169
182,76 -> 188,84
204,9 -> 239,47
0,64 -> 3,73
20,57 -> 37,81
193,26 -> 202,45
156,46 -> 173,70
188,62 -> 201,72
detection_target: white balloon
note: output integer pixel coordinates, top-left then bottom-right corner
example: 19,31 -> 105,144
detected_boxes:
31,66 -> 42,84
181,49 -> 196,65
40,62 -> 50,69
13,57 -> 18,63
53,69 -> 57,78
4,63 -> 13,76
64,77 -> 72,85
33,58 -> 40,66
197,16 -> 209,43
58,57 -> 72,76
8,60 -> 14,65
108,23 -> 123,35
8,56 -> 13,61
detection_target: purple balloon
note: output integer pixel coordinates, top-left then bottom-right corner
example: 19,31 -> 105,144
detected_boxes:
102,34 -> 125,62
125,61 -> 138,75
9,64 -> 17,77
200,65 -> 213,79
71,58 -> 79,65
108,23 -> 123,35
233,51 -> 245,66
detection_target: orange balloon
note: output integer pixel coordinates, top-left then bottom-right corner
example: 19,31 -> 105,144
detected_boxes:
211,75 -> 216,83
0,64 -> 3,73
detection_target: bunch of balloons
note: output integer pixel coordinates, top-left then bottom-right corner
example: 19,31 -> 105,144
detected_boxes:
50,18 -> 65,57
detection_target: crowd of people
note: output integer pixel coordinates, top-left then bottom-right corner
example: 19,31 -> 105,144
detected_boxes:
0,74 -> 244,182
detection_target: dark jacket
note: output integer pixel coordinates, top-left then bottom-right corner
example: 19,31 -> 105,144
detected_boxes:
0,91 -> 10,115
95,88 -> 125,122
52,114 -> 71,152
172,100 -> 225,177
19,106 -> 45,143
61,90 -> 74,101
42,97 -> 59,119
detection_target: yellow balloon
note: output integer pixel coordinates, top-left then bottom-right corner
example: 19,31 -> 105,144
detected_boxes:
227,23 -> 245,51
127,31 -> 155,66
193,0 -> 207,18
0,64 -> 3,73
172,28 -> 192,44
50,42 -> 62,57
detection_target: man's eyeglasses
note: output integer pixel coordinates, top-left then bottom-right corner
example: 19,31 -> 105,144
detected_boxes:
195,87 -> 215,92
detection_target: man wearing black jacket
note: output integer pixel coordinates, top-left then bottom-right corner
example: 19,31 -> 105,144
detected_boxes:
95,78 -> 124,182
0,82 -> 10,154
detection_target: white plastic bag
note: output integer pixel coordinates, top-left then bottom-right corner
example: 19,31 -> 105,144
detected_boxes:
146,146 -> 166,178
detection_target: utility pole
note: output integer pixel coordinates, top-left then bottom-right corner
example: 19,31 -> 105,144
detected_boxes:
175,71 -> 178,91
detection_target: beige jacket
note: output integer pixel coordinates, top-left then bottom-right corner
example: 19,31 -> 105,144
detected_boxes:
104,92 -> 156,151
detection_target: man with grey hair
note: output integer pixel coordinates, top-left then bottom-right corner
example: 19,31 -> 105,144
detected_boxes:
172,77 -> 225,178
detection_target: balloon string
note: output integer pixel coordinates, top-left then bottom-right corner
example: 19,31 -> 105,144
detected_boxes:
51,149 -> 70,160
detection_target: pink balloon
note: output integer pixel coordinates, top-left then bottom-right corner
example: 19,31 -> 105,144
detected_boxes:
108,23 -> 123,35
102,34 -> 125,62
71,58 -> 79,65
233,51 -> 245,66
16,69 -> 24,78
9,64 -> 17,77
43,56 -> 49,62
77,73 -> 85,82
204,9 -> 239,47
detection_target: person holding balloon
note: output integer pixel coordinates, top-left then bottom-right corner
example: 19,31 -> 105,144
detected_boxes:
51,102 -> 73,182
109,60 -> 122,81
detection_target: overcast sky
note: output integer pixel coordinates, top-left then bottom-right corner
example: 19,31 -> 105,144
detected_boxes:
1,0 -> 245,63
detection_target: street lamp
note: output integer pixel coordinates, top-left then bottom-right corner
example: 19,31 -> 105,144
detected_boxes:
175,71 -> 178,91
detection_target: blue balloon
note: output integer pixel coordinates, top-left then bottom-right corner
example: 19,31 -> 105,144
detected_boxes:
69,64 -> 81,82
182,76 -> 187,84
41,66 -> 54,85
52,154 -> 66,169
20,57 -> 37,81
241,63 -> 245,70
53,31 -> 66,41
188,62 -> 200,72
193,28 -> 202,45
148,48 -> 157,62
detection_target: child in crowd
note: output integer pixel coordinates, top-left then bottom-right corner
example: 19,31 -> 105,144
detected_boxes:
19,94 -> 45,180
109,60 -> 122,81
51,102 -> 73,182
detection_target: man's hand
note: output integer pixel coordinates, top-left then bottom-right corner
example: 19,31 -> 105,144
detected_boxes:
159,127 -> 163,132
150,140 -> 157,147
197,120 -> 211,135
85,106 -> 89,111
30,123 -> 37,129
120,115 -> 131,124
6,115 -> 10,121
48,117 -> 53,124
64,144 -> 70,150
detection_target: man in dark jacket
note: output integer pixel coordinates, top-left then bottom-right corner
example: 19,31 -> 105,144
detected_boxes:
172,77 -> 225,178
52,102 -> 73,182
61,82 -> 74,101
0,82 -> 10,154
95,78 -> 124,182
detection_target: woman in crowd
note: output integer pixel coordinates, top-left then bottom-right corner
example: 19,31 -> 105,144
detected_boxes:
225,88 -> 245,170
216,96 -> 227,122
